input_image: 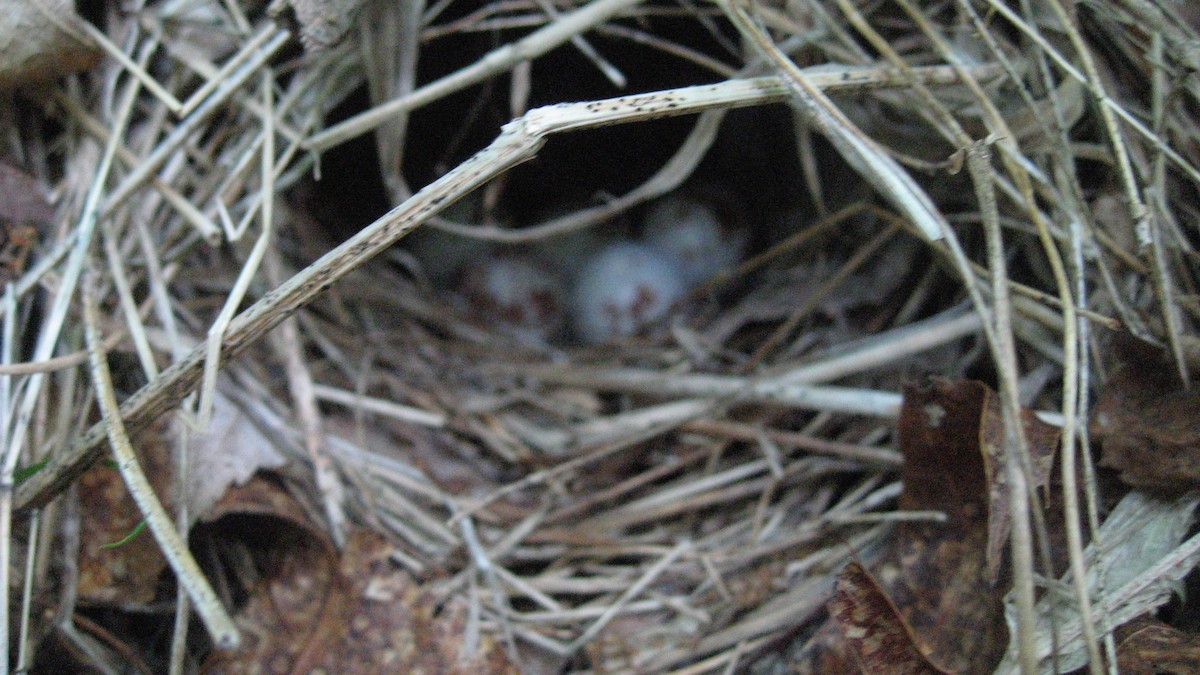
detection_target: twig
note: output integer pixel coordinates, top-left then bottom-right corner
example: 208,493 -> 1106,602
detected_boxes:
267,247 -> 349,547
305,0 -> 644,153
82,272 -> 239,649
195,70 -> 278,427
719,0 -> 947,241
177,24 -> 280,118
566,539 -> 691,653
78,21 -> 183,114
310,383 -> 446,427
0,285 -> 18,675
102,27 -> 290,213
8,55 -> 143,509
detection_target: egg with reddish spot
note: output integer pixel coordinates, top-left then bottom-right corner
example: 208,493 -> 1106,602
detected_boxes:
571,241 -> 686,344
460,253 -> 566,343
642,195 -> 746,286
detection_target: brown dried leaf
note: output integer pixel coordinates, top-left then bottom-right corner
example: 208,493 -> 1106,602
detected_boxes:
800,378 -> 1017,674
321,530 -> 518,674
827,562 -> 950,675
74,388 -> 288,611
895,378 -> 990,521
1116,618 -> 1200,674
0,0 -> 100,91
72,383 -> 288,608
1093,342 -> 1200,494
202,479 -> 517,672
978,382 -> 1060,582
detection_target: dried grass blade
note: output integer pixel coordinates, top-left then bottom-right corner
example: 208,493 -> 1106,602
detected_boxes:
305,0 -> 645,153
719,0 -> 947,241
82,272 -> 239,650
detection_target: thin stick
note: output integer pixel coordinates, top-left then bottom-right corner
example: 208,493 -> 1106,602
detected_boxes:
7,55 -> 143,506
0,285 -> 17,675
102,28 -> 290,212
101,224 -> 159,380
268,250 -> 349,547
78,21 -> 183,113
177,24 -> 279,118
310,384 -> 446,427
195,70 -> 277,427
566,540 -> 691,652
978,0 -> 1200,187
719,0 -> 947,241
82,273 -> 239,649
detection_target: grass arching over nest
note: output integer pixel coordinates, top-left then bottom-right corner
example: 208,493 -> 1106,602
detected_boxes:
0,0 -> 1197,671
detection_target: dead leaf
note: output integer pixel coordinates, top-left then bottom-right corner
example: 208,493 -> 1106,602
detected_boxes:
1116,618 -> 1200,674
322,530 -> 518,674
996,491 -> 1200,672
181,383 -> 287,523
1093,341 -> 1200,494
895,378 -> 990,521
201,478 -> 517,672
978,382 -> 1060,582
0,0 -> 101,91
199,478 -> 342,672
827,562 -> 950,675
801,378 -> 1040,673
76,385 -> 288,606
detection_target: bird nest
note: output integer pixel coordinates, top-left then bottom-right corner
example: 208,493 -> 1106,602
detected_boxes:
2,0 -> 1199,672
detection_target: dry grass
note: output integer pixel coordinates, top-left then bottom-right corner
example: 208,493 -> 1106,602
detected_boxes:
1,0 -> 1197,671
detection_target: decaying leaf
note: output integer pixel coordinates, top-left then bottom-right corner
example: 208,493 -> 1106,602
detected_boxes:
180,384 -> 287,523
0,159 -> 53,225
827,561 -> 950,675
198,476 -> 341,670
1116,618 -> 1200,675
0,0 -> 100,90
1093,343 -> 1200,493
326,530 -> 519,674
977,382 -> 1060,582
202,477 -> 518,672
802,378 -> 1022,673
76,383 -> 287,608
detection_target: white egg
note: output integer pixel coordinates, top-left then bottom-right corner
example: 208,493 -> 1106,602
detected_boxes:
642,196 -> 745,287
571,241 -> 686,344
460,253 -> 566,343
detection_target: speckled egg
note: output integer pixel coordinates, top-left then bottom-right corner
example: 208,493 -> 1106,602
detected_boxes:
460,253 -> 566,344
642,196 -> 745,287
571,241 -> 686,344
